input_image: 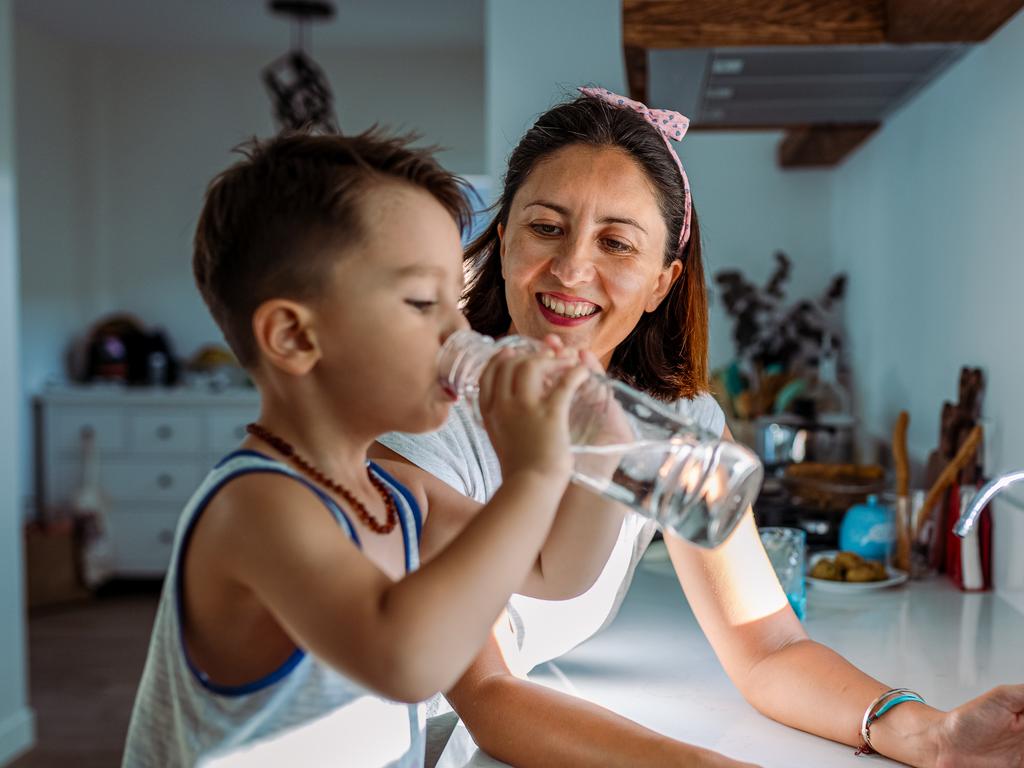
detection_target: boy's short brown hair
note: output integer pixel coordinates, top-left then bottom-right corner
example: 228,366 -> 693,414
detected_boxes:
193,130 -> 470,367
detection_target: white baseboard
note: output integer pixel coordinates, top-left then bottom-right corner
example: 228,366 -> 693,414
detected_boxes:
0,706 -> 35,767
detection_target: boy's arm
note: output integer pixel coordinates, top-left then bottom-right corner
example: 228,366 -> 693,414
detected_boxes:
213,463 -> 569,704
371,448 -> 626,601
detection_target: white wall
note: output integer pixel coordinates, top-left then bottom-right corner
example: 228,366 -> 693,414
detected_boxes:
679,133 -> 834,371
15,32 -> 485,392
14,24 -> 484,509
0,0 -> 35,762
832,9 -> 1024,606
484,0 -> 626,179
15,22 -> 94,407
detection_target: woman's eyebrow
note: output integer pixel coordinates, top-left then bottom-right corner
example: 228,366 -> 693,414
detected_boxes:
523,200 -> 647,235
524,199 -> 569,215
598,215 -> 646,234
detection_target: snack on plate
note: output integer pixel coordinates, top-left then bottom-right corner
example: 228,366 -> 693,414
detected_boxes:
809,551 -> 887,582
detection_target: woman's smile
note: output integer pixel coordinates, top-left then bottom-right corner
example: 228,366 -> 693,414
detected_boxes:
535,291 -> 602,326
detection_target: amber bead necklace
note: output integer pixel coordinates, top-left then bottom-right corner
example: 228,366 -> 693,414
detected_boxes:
246,423 -> 397,535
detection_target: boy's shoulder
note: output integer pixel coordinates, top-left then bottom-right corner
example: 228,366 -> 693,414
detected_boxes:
195,469 -> 351,569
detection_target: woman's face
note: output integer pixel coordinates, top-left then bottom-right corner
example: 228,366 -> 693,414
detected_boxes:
498,144 -> 681,366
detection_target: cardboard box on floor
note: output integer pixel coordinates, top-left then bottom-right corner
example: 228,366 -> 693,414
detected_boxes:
24,519 -> 92,610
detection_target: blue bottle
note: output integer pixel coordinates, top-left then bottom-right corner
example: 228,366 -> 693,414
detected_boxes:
839,495 -> 894,561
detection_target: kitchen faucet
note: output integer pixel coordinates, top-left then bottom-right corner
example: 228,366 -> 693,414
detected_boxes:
954,469 -> 1024,537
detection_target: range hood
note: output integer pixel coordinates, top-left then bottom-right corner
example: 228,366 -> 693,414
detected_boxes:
624,0 -> 1023,166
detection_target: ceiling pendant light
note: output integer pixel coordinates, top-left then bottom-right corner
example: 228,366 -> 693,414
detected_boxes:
263,0 -> 339,134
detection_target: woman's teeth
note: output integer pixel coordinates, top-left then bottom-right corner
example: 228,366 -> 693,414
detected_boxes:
540,294 -> 599,318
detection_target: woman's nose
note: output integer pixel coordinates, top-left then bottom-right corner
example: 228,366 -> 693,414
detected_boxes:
549,238 -> 595,286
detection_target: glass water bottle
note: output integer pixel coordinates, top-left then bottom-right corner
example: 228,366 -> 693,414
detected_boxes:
437,330 -> 764,548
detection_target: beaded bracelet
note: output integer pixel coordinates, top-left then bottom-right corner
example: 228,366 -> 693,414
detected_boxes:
855,688 -> 926,756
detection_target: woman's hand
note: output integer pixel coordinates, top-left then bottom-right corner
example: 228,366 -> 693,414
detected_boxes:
930,684 -> 1024,767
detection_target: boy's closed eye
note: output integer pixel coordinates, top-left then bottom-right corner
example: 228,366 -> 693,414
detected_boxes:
405,299 -> 438,312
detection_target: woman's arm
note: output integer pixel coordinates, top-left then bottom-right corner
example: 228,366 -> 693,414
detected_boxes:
667,428 -> 1023,767
668,507 -> 954,764
445,632 -> 759,768
370,445 -> 627,600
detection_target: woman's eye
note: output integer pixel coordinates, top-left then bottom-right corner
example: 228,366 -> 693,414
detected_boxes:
602,238 -> 632,253
405,299 -> 437,312
530,223 -> 562,236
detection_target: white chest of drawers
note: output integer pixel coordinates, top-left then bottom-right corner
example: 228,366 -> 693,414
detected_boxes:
36,385 -> 260,577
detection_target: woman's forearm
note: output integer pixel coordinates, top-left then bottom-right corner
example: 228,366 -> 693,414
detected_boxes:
534,483 -> 627,599
742,638 -> 943,766
450,672 -> 742,768
446,633 -> 752,768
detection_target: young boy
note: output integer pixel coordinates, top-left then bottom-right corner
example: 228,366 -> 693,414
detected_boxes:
121,131 -> 593,767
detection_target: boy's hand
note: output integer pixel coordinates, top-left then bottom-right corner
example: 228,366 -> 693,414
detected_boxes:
477,349 -> 589,483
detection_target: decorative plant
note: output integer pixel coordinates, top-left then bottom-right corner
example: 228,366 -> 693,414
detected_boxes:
715,251 -> 847,376
711,252 -> 849,422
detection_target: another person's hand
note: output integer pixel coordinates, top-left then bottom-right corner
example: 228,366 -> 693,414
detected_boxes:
929,684 -> 1024,767
477,348 -> 588,482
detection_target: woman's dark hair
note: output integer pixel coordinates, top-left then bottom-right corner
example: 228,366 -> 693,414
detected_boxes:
462,95 -> 708,402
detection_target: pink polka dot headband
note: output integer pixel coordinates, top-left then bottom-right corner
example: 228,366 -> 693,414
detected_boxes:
578,86 -> 692,253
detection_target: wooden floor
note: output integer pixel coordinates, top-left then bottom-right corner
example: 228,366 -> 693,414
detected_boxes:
10,584 -> 160,768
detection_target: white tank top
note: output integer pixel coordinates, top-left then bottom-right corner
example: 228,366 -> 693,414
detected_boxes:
122,450 -> 426,768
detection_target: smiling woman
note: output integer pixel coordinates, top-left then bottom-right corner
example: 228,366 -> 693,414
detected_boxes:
462,99 -> 708,403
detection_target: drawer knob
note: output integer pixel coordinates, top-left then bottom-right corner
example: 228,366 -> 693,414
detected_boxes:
156,425 -> 174,441
158,530 -> 174,546
156,473 -> 174,490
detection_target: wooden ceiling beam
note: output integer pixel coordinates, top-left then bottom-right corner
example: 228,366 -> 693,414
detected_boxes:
886,0 -> 1024,43
622,0 -> 887,49
623,46 -> 649,105
778,124 -> 879,167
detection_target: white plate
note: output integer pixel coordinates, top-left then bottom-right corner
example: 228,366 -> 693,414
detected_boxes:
806,550 -> 908,592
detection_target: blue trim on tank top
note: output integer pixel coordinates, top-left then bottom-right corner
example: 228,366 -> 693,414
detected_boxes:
174,454 -> 364,697
369,461 -> 423,543
213,449 -> 274,470
367,461 -> 421,572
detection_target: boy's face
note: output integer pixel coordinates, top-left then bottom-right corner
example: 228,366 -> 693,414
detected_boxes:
312,182 -> 468,435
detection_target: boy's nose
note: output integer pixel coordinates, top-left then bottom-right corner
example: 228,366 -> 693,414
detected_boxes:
443,312 -> 470,340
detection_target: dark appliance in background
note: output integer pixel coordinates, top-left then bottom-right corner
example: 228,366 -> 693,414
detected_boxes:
750,414 -> 880,552
753,472 -> 881,553
80,314 -> 179,387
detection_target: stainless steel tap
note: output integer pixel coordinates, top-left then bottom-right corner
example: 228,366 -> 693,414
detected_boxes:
954,470 -> 1024,537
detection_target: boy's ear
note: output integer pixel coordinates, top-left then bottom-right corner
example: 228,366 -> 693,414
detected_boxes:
251,299 -> 320,375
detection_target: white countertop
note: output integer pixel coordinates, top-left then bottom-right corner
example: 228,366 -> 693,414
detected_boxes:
436,542 -> 1024,768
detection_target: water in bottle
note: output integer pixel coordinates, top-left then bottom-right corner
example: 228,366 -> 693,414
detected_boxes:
437,330 -> 763,548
